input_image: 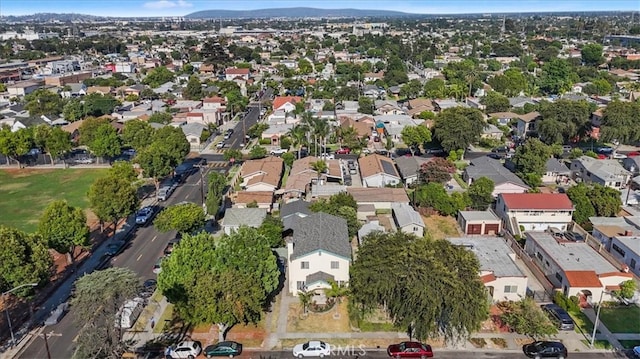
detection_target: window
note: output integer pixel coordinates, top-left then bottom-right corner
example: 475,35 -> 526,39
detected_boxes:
631,258 -> 637,270
296,281 -> 305,290
504,285 -> 518,293
555,272 -> 563,283
536,252 -> 543,261
545,260 -> 550,268
612,243 -> 626,257
331,261 -> 339,269
301,261 -> 309,269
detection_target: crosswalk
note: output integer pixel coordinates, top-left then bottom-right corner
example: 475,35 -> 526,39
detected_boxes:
207,161 -> 229,168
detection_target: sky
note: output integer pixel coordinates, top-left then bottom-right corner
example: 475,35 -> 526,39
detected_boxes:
0,0 -> 638,17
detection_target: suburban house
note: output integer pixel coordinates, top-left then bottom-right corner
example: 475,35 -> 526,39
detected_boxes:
225,67 -> 250,81
488,112 -> 520,126
622,156 -> 640,175
609,235 -> 640,278
347,188 -> 410,210
463,157 -> 529,197
202,96 -> 226,110
495,193 -> 574,235
542,158 -> 571,184
287,212 -> 351,296
280,200 -> 313,232
233,191 -> 274,210
524,232 -> 633,302
284,156 -> 342,200
221,208 -> 268,235
589,216 -> 640,249
570,156 -> 632,190
481,124 -> 503,140
358,154 -> 401,188
239,156 -> 284,192
515,112 -> 541,139
391,203 -> 426,238
457,210 -> 502,236
394,156 -> 431,186
272,96 -> 303,112
180,123 -> 208,148
448,237 -> 528,302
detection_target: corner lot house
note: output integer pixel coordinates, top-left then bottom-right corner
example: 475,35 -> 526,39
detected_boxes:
495,193 -> 574,235
524,232 -> 633,302
448,237 -> 528,302
221,208 -> 267,235
287,213 -> 351,296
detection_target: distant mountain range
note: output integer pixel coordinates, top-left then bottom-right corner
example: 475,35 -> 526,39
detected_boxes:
185,7 -> 416,19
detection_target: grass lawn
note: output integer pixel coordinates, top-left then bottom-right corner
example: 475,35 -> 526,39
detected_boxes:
569,310 -> 595,335
153,302 -> 174,334
0,168 -> 108,233
599,306 -> 640,333
421,214 -> 461,240
581,339 -> 613,349
287,301 -> 351,333
619,340 -> 640,349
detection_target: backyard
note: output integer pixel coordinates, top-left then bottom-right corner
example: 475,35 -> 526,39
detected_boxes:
421,214 -> 461,240
599,306 -> 640,333
0,168 -> 108,232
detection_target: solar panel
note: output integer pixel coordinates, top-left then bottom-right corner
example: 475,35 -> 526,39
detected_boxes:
381,160 -> 397,176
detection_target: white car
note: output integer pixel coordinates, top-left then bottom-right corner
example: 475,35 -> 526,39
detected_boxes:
320,153 -> 335,160
292,340 -> 331,358
216,142 -> 226,149
135,207 -> 154,225
165,340 -> 202,359
612,152 -> 628,159
270,148 -> 288,156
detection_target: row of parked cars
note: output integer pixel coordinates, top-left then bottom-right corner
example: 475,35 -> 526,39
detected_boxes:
164,340 -> 243,358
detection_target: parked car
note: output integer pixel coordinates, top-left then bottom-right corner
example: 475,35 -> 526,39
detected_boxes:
165,340 -> 202,359
596,146 -> 613,154
203,341 -> 243,358
140,279 -> 157,298
105,241 -> 125,256
522,341 -> 568,358
563,231 -> 585,242
164,238 -> 180,256
612,152 -> 628,159
320,153 -> 335,160
492,146 -> 509,153
292,340 -> 331,358
541,304 -> 575,331
157,185 -> 174,201
633,345 -> 640,357
44,302 -> 70,326
562,145 -> 573,152
135,207 -> 154,225
386,341 -> 434,358
74,157 -> 94,164
270,148 -> 288,156
336,148 -> 351,154
153,257 -> 163,274
628,151 -> 640,157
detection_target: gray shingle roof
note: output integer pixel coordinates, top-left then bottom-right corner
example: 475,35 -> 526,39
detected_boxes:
447,237 -> 525,278
306,271 -> 335,285
394,156 -> 430,180
465,156 -> 528,188
391,203 -> 424,228
222,208 -> 267,228
280,200 -> 312,219
291,212 -> 351,260
546,158 -> 570,174
458,210 -> 500,222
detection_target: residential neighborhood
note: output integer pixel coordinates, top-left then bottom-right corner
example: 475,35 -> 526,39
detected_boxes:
0,2 -> 639,359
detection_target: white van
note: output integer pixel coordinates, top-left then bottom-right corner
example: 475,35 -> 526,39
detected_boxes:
157,185 -> 174,201
115,297 -> 144,329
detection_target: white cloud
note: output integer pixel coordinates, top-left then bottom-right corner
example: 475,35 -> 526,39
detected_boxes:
143,0 -> 193,10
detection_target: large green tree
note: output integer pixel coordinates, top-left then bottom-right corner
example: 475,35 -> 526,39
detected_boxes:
121,120 -> 155,151
310,193 -> 360,237
183,76 -> 204,100
401,125 -> 432,154
482,91 -> 511,113
38,200 -> 89,264
433,107 -> 486,153
78,117 -> 111,147
468,177 -> 495,210
537,100 -> 592,144
538,58 -> 577,95
599,101 -> 640,145
581,43 -> 604,66
154,202 -> 206,234
136,126 -> 189,189
88,176 -> 139,233
206,171 -> 227,216
143,66 -> 175,88
25,89 -> 64,116
0,126 -> 32,165
500,298 -> 558,339
71,268 -> 140,359
415,182 -> 470,216
350,231 -> 489,342
512,138 -> 553,187
83,93 -> 120,117
0,226 -> 52,294
87,123 -> 121,160
487,68 -> 528,97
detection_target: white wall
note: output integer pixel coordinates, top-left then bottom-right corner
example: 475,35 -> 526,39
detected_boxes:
609,237 -> 640,277
362,174 -> 400,188
288,245 -> 351,296
486,275 -> 528,302
399,224 -> 424,238
493,182 -> 529,197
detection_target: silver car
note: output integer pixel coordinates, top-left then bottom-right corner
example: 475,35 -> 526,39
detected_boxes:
44,302 -> 69,326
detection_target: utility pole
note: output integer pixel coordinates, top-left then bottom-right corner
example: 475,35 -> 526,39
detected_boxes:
39,331 -> 62,359
194,160 -> 208,212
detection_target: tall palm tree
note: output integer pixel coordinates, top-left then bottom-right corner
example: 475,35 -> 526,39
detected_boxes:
287,124 -> 308,159
311,118 -> 331,158
298,291 -> 314,315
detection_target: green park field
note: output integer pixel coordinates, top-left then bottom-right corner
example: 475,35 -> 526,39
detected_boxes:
0,168 -> 108,233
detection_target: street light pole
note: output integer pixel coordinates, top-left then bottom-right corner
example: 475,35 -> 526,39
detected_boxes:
3,282 -> 38,347
590,290 -> 606,348
39,331 -> 61,359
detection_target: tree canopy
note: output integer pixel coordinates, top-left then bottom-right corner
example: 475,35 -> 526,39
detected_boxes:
143,66 -> 175,88
400,125 -> 432,153
468,177 -> 495,210
350,231 -> 489,342
0,226 -> 52,294
38,200 -> 89,263
121,120 -> 155,151
419,157 -> 456,184
433,107 -> 486,153
25,89 -> 64,116
499,298 -> 558,339
154,202 -> 206,234
567,183 -> 621,224
71,267 -> 140,359
512,138 -> 553,187
88,176 -> 139,231
537,100 -> 592,144
309,193 -> 360,237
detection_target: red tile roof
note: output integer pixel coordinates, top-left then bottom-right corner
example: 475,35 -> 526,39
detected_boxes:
225,67 -> 250,75
480,273 -> 496,284
203,96 -> 225,103
273,96 -> 302,110
564,270 -> 602,288
500,193 -> 574,211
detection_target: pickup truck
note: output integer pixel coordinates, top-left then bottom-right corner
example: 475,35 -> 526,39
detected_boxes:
270,148 -> 288,156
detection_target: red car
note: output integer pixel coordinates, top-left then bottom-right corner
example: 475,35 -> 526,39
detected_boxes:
387,341 -> 433,358
628,151 -> 640,157
336,148 -> 351,154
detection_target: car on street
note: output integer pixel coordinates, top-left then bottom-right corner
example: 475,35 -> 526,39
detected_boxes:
203,341 -> 243,358
522,341 -> 568,358
165,340 -> 202,359
270,148 -> 288,156
135,207 -> 154,225
612,152 -> 628,159
633,345 -> 640,357
292,340 -> 331,358
140,279 -> 157,298
44,302 -> 70,326
153,257 -> 163,274
164,238 -> 180,256
105,241 -> 125,256
336,148 -> 351,154
74,157 -> 94,164
487,153 -> 503,160
628,151 -> 640,157
320,153 -> 335,160
217,141 -> 226,148
541,304 -> 575,331
386,341 -> 434,358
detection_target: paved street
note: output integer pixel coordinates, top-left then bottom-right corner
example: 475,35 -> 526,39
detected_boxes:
16,163 -> 226,359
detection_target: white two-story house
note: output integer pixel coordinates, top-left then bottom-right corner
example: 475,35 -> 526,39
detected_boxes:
495,193 -> 574,236
287,212 -> 352,296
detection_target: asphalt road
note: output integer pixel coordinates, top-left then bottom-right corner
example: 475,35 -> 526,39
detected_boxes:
224,88 -> 273,150
17,165 -> 225,359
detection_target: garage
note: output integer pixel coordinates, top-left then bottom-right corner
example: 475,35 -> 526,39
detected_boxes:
467,224 -> 482,235
484,224 -> 500,235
